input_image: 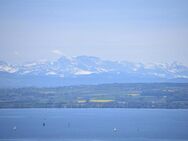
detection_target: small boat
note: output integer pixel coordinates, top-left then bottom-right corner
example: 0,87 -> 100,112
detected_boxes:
13,126 -> 17,131
113,128 -> 117,132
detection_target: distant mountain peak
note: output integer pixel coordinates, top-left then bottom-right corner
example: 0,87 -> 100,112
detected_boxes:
0,55 -> 188,87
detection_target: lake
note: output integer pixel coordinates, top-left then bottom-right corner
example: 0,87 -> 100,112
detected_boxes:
0,109 -> 188,141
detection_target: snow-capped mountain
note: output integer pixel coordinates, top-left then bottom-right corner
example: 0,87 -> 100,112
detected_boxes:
0,56 -> 188,87
0,61 -> 17,73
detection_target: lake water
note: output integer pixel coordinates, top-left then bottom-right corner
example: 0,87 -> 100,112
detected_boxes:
0,109 -> 188,141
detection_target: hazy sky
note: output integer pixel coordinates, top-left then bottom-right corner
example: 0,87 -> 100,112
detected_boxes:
0,0 -> 188,64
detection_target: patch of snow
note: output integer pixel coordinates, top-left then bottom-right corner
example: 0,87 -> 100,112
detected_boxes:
96,68 -> 108,73
74,69 -> 94,75
143,63 -> 156,69
168,69 -> 179,73
0,66 -> 17,73
46,71 -> 56,75
175,75 -> 188,79
21,70 -> 32,74
24,63 -> 37,67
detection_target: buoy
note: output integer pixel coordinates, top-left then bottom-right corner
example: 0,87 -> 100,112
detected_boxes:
43,122 -> 45,127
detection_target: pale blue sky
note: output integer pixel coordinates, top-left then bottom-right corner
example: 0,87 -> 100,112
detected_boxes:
0,0 -> 188,64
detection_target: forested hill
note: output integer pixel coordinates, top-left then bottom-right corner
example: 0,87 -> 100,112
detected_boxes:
0,83 -> 188,108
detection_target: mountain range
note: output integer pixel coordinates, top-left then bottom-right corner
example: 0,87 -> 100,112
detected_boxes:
0,55 -> 188,87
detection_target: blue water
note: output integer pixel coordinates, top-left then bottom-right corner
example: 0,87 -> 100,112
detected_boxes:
0,109 -> 188,141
